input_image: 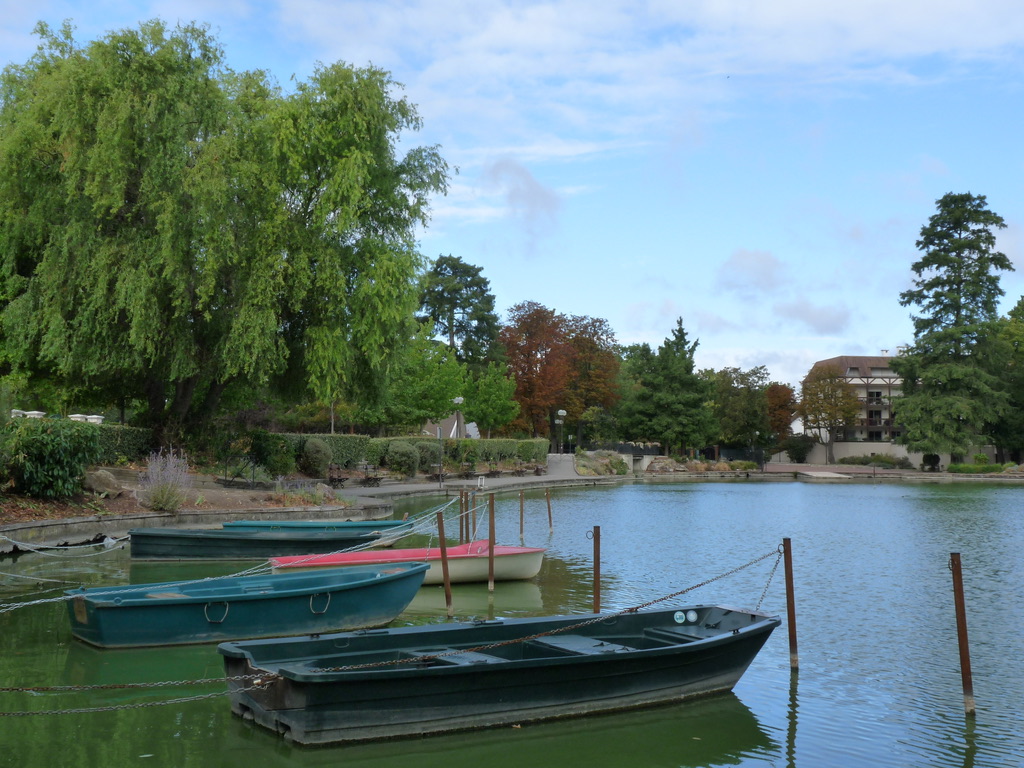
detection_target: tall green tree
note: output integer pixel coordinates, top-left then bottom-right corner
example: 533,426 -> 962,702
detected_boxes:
631,319 -> 716,455
0,21 -> 448,438
418,255 -> 499,369
464,361 -> 520,438
706,366 -> 771,450
892,192 -> 1012,457
798,363 -> 861,464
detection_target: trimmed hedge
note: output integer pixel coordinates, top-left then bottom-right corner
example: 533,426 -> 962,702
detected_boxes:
95,424 -> 154,465
837,454 -> 914,469
947,463 -> 1007,474
261,433 -> 551,474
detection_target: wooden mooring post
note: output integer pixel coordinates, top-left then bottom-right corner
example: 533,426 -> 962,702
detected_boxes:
488,494 -> 496,592
783,537 -> 799,670
592,525 -> 601,613
949,552 -> 976,716
435,511 -> 453,618
519,490 -> 525,542
546,488 -> 553,532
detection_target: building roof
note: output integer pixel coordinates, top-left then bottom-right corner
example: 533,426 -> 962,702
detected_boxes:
807,355 -> 897,380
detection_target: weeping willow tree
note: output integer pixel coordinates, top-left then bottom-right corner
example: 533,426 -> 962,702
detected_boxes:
0,20 -> 448,437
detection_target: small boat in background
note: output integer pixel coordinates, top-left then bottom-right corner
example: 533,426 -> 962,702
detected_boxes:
128,527 -> 385,560
221,519 -> 413,534
221,518 -> 414,546
66,562 -> 429,648
271,539 -> 545,585
220,604 -> 781,745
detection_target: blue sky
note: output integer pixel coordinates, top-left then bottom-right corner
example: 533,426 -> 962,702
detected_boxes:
3,1 -> 1024,387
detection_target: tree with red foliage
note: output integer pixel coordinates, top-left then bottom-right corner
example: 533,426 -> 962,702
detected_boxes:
499,302 -> 575,437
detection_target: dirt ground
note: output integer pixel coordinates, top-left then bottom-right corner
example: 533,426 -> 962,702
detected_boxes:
0,485 -> 308,526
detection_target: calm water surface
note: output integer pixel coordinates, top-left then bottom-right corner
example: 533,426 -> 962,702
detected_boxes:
1,481 -> 1022,767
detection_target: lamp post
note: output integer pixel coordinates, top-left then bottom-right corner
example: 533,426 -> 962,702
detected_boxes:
556,409 -> 566,454
453,396 -> 464,439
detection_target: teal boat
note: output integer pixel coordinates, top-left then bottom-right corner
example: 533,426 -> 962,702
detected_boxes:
221,519 -> 414,544
220,604 -> 780,745
222,519 -> 411,532
128,526 -> 384,560
66,562 -> 429,648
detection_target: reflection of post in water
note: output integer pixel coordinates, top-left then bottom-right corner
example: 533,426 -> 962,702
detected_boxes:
786,669 -> 799,768
961,711 -> 978,768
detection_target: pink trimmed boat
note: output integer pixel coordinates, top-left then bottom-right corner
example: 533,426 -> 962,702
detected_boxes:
270,540 -> 545,585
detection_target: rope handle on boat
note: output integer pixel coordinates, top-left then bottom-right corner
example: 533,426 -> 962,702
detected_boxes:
309,592 -> 331,615
204,601 -> 229,623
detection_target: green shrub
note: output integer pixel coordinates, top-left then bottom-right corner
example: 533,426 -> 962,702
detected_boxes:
973,453 -> 990,465
922,454 -> 940,471
416,441 -> 442,470
248,429 -> 296,476
837,454 -> 914,470
300,437 -> 333,477
516,439 -> 550,463
365,438 -> 389,466
4,418 -> 100,498
781,434 -> 815,464
385,440 -> 418,478
731,460 -> 758,471
948,463 -> 1004,474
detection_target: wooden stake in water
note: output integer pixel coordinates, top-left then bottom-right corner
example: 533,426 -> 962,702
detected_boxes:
949,552 -> 976,716
783,537 -> 799,670
488,494 -> 496,592
435,511 -> 453,618
592,525 -> 601,613
546,488 -> 553,532
519,490 -> 525,542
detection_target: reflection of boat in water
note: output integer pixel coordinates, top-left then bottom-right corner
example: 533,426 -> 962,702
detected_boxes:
403,580 -> 544,617
225,690 -> 775,768
61,642 -> 223,706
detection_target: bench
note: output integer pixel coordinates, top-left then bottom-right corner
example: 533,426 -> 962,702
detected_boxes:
326,464 -> 347,488
528,634 -> 634,655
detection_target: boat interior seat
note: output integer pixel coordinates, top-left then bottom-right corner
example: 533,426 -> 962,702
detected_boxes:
642,627 -> 707,645
145,591 -> 189,599
527,634 -> 634,655
241,583 -> 273,594
405,648 -> 505,666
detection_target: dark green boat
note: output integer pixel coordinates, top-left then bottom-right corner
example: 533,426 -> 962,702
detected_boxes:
128,526 -> 383,560
220,604 -> 780,745
66,562 -> 429,648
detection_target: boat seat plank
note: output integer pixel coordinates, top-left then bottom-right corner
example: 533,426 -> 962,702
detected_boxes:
528,634 -> 634,655
643,627 -> 707,644
406,648 -> 505,666
146,592 -> 190,599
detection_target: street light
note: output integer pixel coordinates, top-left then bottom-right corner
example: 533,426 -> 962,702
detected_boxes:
556,409 -> 566,454
453,396 -> 464,440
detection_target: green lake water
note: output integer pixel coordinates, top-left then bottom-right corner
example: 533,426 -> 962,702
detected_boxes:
1,481 -> 1022,767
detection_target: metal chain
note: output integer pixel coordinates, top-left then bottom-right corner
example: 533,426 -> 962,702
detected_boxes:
756,545 -> 785,610
317,544 -> 783,673
0,673 -> 270,694
0,680 -> 275,717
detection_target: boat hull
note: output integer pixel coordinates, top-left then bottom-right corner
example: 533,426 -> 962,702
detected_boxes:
66,563 -> 428,648
271,540 -> 545,584
128,527 -> 382,560
220,605 -> 780,744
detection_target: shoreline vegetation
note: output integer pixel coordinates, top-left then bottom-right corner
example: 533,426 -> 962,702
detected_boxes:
5,452 -> 1024,530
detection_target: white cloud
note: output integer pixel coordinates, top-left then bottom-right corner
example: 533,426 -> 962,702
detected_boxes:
774,298 -> 851,334
716,249 -> 787,295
